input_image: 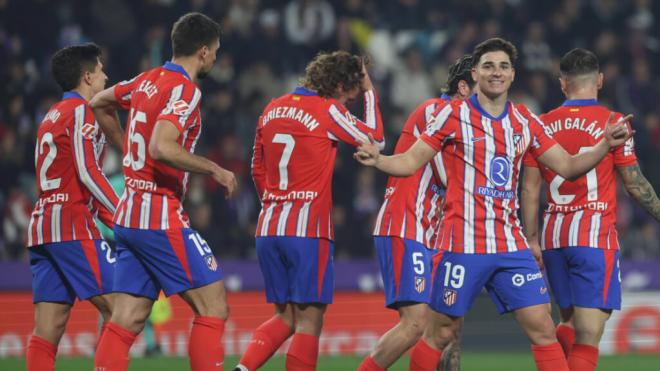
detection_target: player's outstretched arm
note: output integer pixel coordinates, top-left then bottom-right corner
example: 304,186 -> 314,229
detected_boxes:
90,86 -> 124,149
537,113 -> 634,181
617,163 -> 660,221
354,134 -> 436,177
150,119 -> 238,198
521,165 -> 544,270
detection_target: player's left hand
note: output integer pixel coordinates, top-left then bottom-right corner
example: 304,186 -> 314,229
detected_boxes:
354,133 -> 380,166
604,112 -> 634,148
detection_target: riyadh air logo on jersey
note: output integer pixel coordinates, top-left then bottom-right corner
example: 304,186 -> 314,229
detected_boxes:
205,255 -> 218,271
490,156 -> 510,186
80,123 -> 97,139
172,99 -> 190,115
415,276 -> 426,293
443,288 -> 457,306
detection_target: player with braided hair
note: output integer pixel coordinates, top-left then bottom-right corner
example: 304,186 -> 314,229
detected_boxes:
357,55 -> 474,371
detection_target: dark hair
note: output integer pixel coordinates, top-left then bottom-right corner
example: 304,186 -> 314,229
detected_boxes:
445,55 -> 474,96
171,12 -> 222,57
472,37 -> 518,66
560,48 -> 599,76
50,43 -> 102,91
301,51 -> 364,98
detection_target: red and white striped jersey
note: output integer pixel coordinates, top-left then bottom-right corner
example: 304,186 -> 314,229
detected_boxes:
252,87 -> 384,240
28,92 -> 119,246
112,62 -> 202,229
373,96 -> 450,248
523,99 -> 637,250
420,95 -> 557,254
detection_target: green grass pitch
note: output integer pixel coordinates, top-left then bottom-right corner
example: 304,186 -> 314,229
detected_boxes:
2,353 -> 659,370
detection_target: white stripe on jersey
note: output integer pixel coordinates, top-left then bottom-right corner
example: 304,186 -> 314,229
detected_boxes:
553,213 -> 564,248
329,104 -> 369,142
178,88 -> 202,127
432,152 -> 447,187
373,199 -> 388,234
27,213 -> 35,247
364,90 -> 377,129
83,217 -> 93,239
482,117 -> 497,254
162,84 -> 184,116
296,201 -> 311,237
415,164 -> 433,242
400,213 -> 407,238
541,213 -> 550,250
51,204 -> 62,242
425,104 -> 453,136
277,202 -> 293,236
161,195 -> 169,229
568,210 -> 584,246
589,213 -> 601,247
261,203 -> 276,235
140,193 -> 152,229
36,207 -> 44,245
501,116 -> 518,252
327,132 -> 338,141
73,105 -> 115,213
424,103 -> 437,127
459,102 -> 475,253
124,188 -> 135,227
425,192 -> 441,246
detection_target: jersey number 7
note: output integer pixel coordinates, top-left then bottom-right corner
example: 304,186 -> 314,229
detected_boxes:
272,133 -> 295,191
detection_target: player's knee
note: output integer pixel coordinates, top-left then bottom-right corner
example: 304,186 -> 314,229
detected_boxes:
401,316 -> 427,339
574,324 -> 605,344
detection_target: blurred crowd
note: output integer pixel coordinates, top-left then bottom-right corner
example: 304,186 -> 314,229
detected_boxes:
1,0 -> 658,261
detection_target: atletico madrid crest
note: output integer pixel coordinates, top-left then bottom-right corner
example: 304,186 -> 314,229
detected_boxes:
414,276 -> 425,293
205,255 -> 218,271
443,288 -> 457,306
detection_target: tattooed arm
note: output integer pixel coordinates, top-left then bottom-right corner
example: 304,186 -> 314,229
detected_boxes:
617,163 -> 660,221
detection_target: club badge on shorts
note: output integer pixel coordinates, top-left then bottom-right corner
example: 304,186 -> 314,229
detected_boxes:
414,276 -> 425,293
205,255 -> 218,271
443,288 -> 457,306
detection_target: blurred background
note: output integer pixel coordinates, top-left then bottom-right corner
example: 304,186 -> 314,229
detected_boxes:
0,0 -> 659,367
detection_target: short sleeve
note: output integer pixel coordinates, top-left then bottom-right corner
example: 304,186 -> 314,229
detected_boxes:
525,109 -> 556,159
419,103 -> 456,151
113,73 -> 143,110
156,84 -> 202,133
613,126 -> 637,167
522,151 -> 539,168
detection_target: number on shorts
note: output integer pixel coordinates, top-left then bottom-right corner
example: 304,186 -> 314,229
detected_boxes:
100,241 -> 116,264
189,232 -> 212,256
443,262 -> 465,288
412,252 -> 424,274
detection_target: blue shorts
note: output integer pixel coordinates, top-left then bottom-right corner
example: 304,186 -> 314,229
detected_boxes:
374,236 -> 434,308
430,249 -> 550,316
543,247 -> 621,310
113,226 -> 223,300
256,236 -> 334,304
29,240 -> 115,304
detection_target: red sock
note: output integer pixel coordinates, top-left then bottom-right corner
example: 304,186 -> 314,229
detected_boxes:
409,339 -> 442,371
531,342 -> 569,371
26,335 -> 57,371
189,316 -> 225,370
568,343 -> 599,371
239,316 -> 292,370
285,333 -> 319,371
94,322 -> 137,371
358,355 -> 385,371
96,323 -> 108,348
556,324 -> 576,357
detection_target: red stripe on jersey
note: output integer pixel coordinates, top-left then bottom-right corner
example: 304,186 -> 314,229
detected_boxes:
317,239 -> 330,299
391,237 -> 405,296
602,249 -> 615,305
430,250 -> 443,285
166,229 -> 193,285
81,240 -> 103,291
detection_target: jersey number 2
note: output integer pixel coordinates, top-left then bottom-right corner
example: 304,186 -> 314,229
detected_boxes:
550,146 -> 598,204
39,132 -> 61,191
272,133 -> 295,190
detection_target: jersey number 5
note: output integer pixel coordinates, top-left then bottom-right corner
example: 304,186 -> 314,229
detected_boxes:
550,146 -> 598,204
272,133 -> 295,190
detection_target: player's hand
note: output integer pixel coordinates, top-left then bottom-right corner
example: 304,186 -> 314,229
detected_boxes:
354,133 -> 380,166
360,56 -> 374,91
604,112 -> 634,148
212,167 -> 238,199
529,240 -> 544,271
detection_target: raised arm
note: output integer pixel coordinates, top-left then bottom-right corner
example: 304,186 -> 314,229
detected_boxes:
149,120 -> 237,197
90,86 -> 124,149
617,163 -> 660,221
354,134 -> 437,177
536,113 -> 634,180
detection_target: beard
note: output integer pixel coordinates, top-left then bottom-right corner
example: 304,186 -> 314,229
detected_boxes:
198,69 -> 209,79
